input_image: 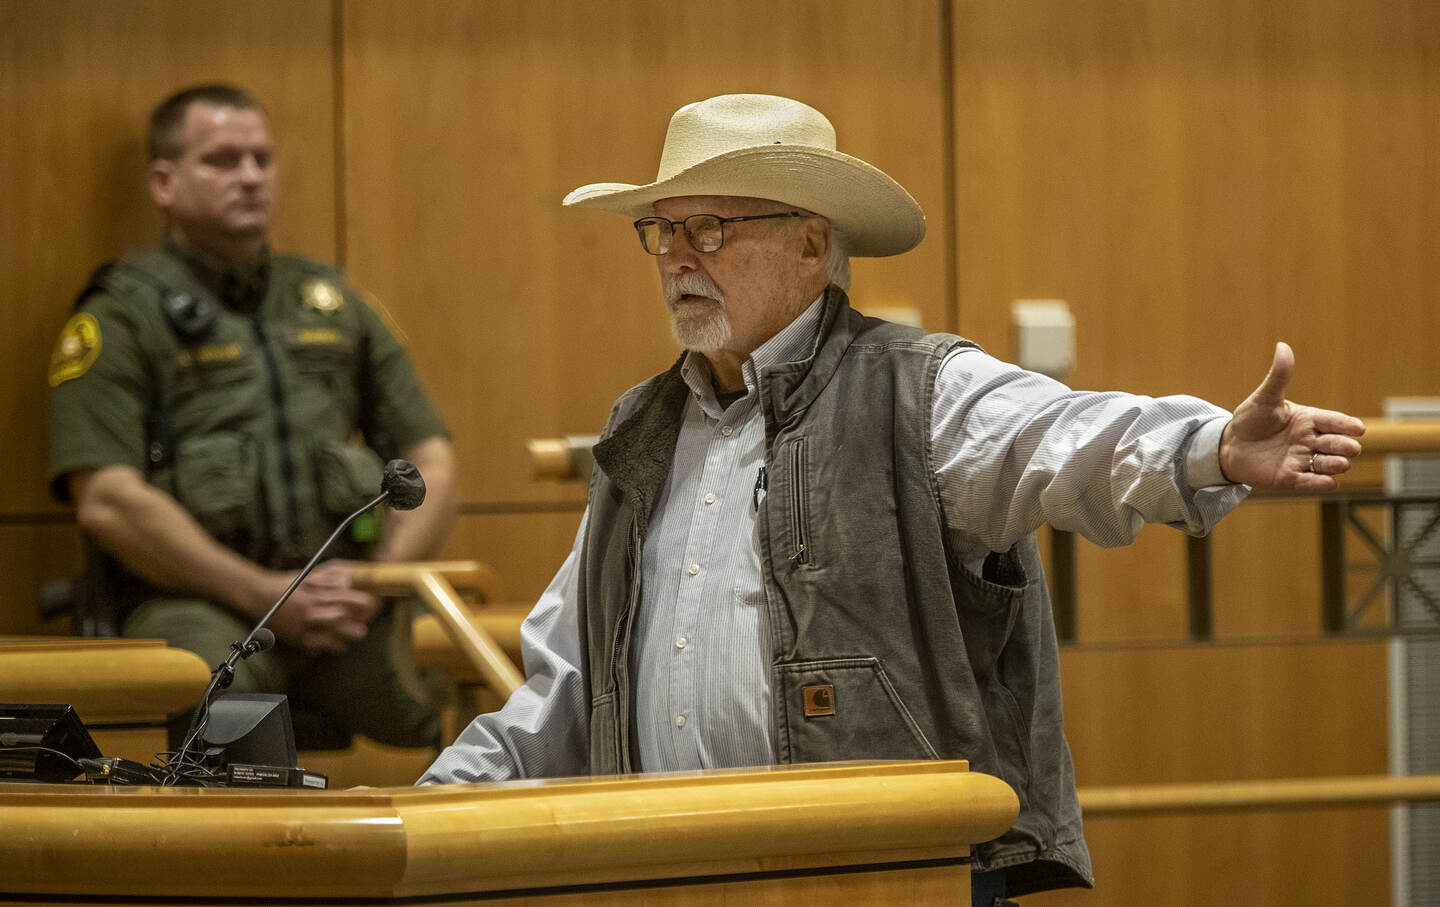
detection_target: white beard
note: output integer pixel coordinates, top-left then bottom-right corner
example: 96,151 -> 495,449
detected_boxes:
664,271 -> 732,352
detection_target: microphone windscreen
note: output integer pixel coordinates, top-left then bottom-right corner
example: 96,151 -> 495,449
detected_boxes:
382,459 -> 427,510
249,628 -> 276,653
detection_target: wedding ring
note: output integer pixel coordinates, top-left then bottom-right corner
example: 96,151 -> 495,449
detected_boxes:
1308,452 -> 1318,473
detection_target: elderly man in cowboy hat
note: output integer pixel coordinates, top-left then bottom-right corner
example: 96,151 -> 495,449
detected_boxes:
419,94 -> 1363,900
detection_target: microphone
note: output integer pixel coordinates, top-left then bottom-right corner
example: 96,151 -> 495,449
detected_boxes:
164,459 -> 425,783
382,458 -> 426,510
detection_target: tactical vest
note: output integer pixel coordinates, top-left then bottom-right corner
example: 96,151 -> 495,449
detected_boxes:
80,249 -> 389,573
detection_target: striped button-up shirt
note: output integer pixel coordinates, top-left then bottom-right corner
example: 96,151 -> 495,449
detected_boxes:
419,297 -> 1242,784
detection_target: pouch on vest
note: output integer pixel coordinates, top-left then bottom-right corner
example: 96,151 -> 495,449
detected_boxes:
313,439 -> 385,517
777,656 -> 940,763
171,432 -> 261,541
956,546 -> 1030,683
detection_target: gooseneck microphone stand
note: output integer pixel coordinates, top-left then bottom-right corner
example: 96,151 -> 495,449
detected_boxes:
163,487 -> 392,785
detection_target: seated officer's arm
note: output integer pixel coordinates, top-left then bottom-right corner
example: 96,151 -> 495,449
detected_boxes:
374,435 -> 457,564
72,465 -> 274,615
70,465 -> 375,653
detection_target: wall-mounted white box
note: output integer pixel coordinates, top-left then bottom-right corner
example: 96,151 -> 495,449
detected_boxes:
1011,299 -> 1075,381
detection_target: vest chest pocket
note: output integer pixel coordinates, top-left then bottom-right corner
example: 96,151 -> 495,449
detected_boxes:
170,432 -> 261,542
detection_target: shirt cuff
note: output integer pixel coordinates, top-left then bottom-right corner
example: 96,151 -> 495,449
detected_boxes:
1185,416 -> 1233,489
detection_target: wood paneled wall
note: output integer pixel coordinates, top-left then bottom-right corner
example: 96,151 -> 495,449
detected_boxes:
946,4 -> 1435,901
3,2 -> 1434,902
952,0 -> 1440,644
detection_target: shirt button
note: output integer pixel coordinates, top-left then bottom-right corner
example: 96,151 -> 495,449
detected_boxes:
703,492 -> 716,505
674,715 -> 686,727
675,636 -> 688,650
720,425 -> 734,437
687,563 -> 700,576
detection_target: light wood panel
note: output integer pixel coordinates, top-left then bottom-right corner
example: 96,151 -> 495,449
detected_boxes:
1060,641 -> 1386,786
0,523 -> 83,636
437,510 -> 585,605
1043,639 -> 1389,903
1073,527 -> 1191,642
339,0 -> 952,511
1211,497 -> 1330,637
951,0 -> 1440,406
1029,806 -> 1389,906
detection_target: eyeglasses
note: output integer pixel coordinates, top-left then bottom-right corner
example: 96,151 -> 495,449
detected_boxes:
633,212 -> 805,255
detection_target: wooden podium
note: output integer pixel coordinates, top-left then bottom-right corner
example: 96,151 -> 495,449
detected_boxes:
0,760 -> 1016,905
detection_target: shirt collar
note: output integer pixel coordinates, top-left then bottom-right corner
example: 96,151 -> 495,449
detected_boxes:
165,239 -> 271,313
679,292 -> 827,404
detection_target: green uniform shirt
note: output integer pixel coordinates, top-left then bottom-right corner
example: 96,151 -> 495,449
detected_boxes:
49,241 -> 447,574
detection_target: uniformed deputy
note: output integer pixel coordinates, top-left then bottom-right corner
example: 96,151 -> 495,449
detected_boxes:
47,84 -> 457,750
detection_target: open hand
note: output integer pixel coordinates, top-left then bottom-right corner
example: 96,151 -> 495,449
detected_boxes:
1219,342 -> 1365,491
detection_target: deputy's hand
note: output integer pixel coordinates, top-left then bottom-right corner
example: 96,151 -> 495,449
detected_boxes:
1219,342 -> 1365,491
261,559 -> 382,654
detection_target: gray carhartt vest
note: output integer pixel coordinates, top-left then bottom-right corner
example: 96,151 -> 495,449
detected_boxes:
580,287 -> 1094,895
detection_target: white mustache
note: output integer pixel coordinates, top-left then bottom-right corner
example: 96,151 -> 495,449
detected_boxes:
664,272 -> 725,307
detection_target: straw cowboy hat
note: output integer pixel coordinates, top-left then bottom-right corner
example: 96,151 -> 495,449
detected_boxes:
562,94 -> 925,257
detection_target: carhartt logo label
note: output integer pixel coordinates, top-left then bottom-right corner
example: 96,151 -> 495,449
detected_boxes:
803,684 -> 835,717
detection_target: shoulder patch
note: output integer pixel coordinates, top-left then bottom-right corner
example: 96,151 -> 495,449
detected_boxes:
49,312 -> 103,387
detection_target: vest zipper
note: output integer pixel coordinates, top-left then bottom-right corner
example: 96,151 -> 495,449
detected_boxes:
789,438 -> 812,565
611,517 -> 642,770
251,320 -> 301,552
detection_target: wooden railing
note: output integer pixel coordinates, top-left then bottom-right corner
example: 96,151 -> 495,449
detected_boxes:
526,435 -> 599,481
1357,419 -> 1440,454
1080,773 -> 1440,817
350,561 -> 523,701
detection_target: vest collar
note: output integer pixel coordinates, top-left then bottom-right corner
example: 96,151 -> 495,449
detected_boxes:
758,284 -> 857,433
591,354 -> 691,529
592,285 -> 859,526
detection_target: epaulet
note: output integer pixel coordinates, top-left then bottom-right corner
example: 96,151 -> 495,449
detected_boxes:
71,257 -> 172,311
71,260 -> 120,311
